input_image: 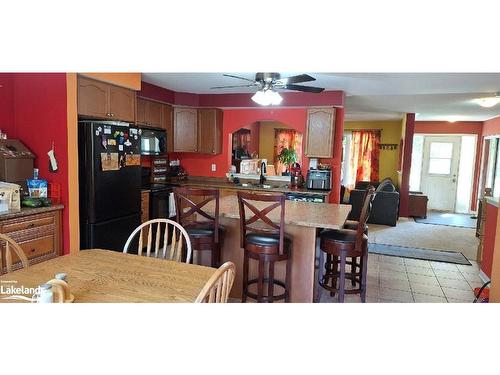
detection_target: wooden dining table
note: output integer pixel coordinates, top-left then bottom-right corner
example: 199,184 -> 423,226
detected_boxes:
0,249 -> 216,303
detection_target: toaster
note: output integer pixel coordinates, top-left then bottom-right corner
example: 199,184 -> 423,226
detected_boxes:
306,170 -> 331,190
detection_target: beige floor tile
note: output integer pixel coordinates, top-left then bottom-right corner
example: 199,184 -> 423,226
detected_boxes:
366,285 -> 379,298
437,277 -> 472,291
413,293 -> 447,303
467,280 -> 486,290
430,262 -> 459,271
379,262 -> 407,273
457,263 -> 479,274
447,298 -> 473,303
380,278 -> 411,292
432,269 -> 465,281
379,270 -> 408,281
404,258 -> 432,268
407,273 -> 440,286
405,265 -> 435,276
379,255 -> 405,264
441,287 -> 475,301
410,282 -> 445,297
379,287 -> 414,302
462,273 -> 483,284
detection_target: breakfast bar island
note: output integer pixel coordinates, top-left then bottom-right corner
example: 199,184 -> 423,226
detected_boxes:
204,195 -> 351,302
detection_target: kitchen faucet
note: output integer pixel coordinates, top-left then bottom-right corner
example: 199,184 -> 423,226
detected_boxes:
259,161 -> 267,185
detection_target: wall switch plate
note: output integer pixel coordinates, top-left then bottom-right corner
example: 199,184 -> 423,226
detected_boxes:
211,164 -> 216,172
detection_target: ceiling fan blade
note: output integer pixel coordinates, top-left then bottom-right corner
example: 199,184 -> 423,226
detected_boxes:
280,74 -> 316,84
284,84 -> 325,93
210,84 -> 257,89
222,74 -> 256,83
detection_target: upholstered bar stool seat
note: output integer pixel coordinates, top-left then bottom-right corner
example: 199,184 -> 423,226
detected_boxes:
186,224 -> 225,238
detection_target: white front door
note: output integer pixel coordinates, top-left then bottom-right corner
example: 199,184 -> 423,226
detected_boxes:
420,136 -> 461,211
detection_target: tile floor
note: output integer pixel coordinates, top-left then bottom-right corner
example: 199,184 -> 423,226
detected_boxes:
319,254 -> 484,303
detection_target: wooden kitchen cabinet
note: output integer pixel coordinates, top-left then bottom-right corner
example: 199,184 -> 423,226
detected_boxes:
163,104 -> 174,152
78,76 -> 136,122
173,107 -> 198,152
0,206 -> 63,274
304,108 -> 335,158
197,108 -> 222,154
140,191 -> 150,223
137,97 -> 163,128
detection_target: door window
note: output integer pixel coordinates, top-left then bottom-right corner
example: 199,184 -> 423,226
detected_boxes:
428,142 -> 453,175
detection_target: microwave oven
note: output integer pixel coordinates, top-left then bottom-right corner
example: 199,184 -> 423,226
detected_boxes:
140,127 -> 167,156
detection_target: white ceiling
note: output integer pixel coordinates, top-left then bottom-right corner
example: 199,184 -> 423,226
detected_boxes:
142,73 -> 500,122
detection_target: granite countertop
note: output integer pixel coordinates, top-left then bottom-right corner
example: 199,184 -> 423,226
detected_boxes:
0,204 -> 65,220
205,195 -> 351,230
169,177 -> 331,196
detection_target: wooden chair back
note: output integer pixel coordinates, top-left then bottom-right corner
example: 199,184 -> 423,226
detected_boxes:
123,219 -> 192,263
0,233 -> 29,274
195,261 -> 236,303
174,187 -> 220,243
355,187 -> 376,252
237,191 -> 286,254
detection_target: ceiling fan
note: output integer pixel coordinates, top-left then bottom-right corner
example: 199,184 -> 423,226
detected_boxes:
210,73 -> 325,106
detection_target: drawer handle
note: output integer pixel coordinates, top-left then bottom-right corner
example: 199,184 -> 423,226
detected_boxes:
31,248 -> 36,253
28,223 -> 35,228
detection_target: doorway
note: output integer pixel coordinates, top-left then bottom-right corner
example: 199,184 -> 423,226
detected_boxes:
420,136 -> 461,211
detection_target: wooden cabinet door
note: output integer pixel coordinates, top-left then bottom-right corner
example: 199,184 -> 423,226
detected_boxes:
197,108 -> 222,154
136,97 -> 146,124
109,85 -> 136,122
145,100 -> 163,128
78,77 -> 109,118
141,191 -> 150,223
305,108 -> 335,158
163,104 -> 174,152
173,107 -> 198,152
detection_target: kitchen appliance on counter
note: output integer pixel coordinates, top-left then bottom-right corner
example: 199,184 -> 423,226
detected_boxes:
78,120 -> 142,251
306,170 -> 332,190
285,192 -> 326,203
0,139 -> 35,188
140,127 -> 167,156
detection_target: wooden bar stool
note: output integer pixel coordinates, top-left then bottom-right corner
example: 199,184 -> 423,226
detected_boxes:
237,191 -> 291,303
173,187 -> 223,267
318,187 -> 375,302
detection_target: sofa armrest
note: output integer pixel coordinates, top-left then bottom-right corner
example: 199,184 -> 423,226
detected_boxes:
368,191 -> 400,226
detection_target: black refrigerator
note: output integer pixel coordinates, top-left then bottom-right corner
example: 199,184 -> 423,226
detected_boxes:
78,121 -> 142,251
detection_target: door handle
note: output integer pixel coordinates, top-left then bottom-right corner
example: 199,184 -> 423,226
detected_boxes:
452,178 -> 457,183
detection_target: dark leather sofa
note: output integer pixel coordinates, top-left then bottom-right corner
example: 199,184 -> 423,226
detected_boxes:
347,178 -> 400,226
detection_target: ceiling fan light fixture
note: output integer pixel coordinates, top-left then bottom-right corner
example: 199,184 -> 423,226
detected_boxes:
473,95 -> 500,108
251,89 -> 282,106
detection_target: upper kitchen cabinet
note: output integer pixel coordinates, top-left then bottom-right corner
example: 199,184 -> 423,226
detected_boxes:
136,97 -> 163,128
163,104 -> 174,152
304,107 -> 335,158
78,76 -> 136,122
198,108 -> 222,154
173,107 -> 198,152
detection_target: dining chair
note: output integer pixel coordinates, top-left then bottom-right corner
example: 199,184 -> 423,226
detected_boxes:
123,219 -> 192,263
0,233 -> 29,274
195,261 -> 236,303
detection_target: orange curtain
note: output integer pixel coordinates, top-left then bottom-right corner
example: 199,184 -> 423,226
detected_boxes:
273,129 -> 303,174
349,130 -> 380,186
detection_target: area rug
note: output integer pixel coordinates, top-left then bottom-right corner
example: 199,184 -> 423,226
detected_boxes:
414,210 -> 477,228
368,242 -> 471,265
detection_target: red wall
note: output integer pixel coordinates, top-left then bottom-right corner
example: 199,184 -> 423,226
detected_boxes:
482,202 -> 498,278
11,74 -> 70,254
482,116 -> 500,137
415,121 -> 483,211
0,74 -> 16,138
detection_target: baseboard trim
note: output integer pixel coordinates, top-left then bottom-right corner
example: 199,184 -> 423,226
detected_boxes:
479,269 -> 491,284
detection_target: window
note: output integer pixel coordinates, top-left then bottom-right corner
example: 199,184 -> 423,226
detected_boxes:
428,142 -> 453,175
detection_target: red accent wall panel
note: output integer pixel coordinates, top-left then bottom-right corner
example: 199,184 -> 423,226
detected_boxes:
12,73 -> 70,254
482,202 -> 498,278
0,73 -> 16,138
482,116 -> 500,137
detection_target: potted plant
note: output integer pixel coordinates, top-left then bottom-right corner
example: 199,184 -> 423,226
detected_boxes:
277,147 -> 297,176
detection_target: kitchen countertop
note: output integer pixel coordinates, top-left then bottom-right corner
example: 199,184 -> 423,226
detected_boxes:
205,195 -> 350,230
167,177 -> 331,196
0,204 -> 64,220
